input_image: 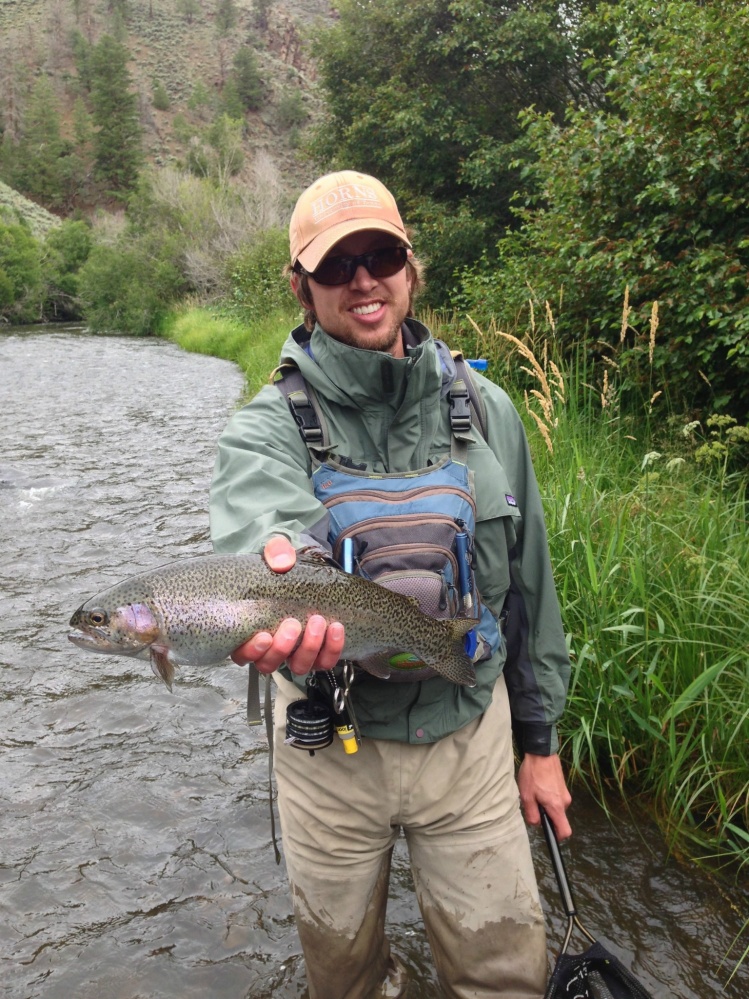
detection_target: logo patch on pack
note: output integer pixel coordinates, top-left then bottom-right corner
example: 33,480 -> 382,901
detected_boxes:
505,493 -> 518,507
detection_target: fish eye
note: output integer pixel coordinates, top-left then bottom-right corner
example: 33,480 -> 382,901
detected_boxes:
87,609 -> 109,626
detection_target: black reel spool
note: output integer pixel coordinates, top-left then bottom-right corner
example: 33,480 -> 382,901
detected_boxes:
285,698 -> 334,754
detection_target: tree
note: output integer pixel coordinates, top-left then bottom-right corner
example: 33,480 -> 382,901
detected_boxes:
215,0 -> 238,37
177,0 -> 200,23
460,0 -> 749,416
252,0 -> 272,32
12,77 -> 73,208
313,0 -> 607,302
0,222 -> 43,322
71,29 -> 94,93
90,34 -> 142,194
231,46 -> 263,112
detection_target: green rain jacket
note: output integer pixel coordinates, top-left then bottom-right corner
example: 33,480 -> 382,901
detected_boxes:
210,319 -> 570,755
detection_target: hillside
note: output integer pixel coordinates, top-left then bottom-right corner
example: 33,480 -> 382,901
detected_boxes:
0,0 -> 335,216
0,178 -> 61,236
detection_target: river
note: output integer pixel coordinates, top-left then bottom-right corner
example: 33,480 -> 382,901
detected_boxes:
1,326 -> 747,998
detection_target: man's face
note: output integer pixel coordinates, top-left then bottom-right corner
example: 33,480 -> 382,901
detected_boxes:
291,231 -> 413,357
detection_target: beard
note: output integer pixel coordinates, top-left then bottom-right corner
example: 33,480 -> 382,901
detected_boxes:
323,313 -> 405,354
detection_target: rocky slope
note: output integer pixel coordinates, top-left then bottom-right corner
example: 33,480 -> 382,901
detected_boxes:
0,0 -> 335,217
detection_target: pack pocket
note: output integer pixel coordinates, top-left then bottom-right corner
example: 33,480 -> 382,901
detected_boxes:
332,514 -> 463,580
367,565 -> 459,619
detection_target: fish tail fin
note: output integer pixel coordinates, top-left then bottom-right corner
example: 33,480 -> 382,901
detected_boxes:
150,646 -> 178,691
445,618 -> 478,687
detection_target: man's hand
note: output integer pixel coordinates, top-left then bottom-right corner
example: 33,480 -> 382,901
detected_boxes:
517,752 -> 572,840
230,536 -> 346,675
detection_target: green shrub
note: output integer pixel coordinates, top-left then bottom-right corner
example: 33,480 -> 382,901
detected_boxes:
78,239 -> 184,335
42,220 -> 93,319
0,222 -> 43,322
153,81 -> 171,112
227,227 -> 295,320
277,88 -> 307,130
459,1 -> 749,419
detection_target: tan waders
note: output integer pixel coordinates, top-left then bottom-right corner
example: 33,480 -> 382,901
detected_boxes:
272,673 -> 548,999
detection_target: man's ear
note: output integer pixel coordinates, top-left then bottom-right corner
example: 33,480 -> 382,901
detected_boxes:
290,271 -> 312,309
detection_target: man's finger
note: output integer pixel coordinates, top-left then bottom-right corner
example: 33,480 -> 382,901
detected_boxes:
263,536 -> 297,573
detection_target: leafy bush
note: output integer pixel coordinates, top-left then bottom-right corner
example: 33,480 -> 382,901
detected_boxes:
42,220 -> 93,319
227,227 -> 295,320
459,0 -> 749,417
153,81 -> 171,112
78,239 -> 185,335
0,222 -> 43,322
277,88 -> 307,130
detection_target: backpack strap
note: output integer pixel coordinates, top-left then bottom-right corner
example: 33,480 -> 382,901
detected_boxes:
273,363 -> 330,454
275,353 -> 488,459
450,351 -> 488,441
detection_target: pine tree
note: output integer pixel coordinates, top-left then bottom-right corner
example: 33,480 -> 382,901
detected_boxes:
232,46 -> 263,112
215,0 -> 238,37
90,35 -> 142,194
15,77 -> 71,208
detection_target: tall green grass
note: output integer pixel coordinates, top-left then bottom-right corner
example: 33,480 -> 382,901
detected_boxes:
443,307 -> 749,876
165,304 -> 295,398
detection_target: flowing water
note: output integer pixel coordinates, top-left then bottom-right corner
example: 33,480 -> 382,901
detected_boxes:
1,326 -> 747,998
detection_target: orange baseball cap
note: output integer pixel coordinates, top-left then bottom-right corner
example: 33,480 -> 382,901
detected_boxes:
289,170 -> 411,271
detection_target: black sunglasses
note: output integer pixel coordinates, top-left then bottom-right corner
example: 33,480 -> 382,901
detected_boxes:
296,245 -> 408,286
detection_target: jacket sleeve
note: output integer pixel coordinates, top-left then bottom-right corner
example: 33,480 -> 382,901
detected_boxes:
477,377 -> 570,756
209,384 -> 331,555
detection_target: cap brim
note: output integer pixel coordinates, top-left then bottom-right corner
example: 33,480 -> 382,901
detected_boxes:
295,219 -> 411,272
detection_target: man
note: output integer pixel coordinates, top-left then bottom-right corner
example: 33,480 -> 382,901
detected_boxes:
210,170 -> 572,998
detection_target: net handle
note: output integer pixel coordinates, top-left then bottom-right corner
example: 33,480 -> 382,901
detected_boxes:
540,806 -> 577,917
540,806 -> 598,953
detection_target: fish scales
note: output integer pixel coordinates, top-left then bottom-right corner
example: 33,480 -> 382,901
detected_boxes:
68,553 -> 477,687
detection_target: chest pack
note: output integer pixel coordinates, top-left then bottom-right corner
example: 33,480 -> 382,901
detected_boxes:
275,350 -> 501,682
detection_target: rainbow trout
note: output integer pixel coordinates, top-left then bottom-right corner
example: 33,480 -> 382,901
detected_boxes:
68,553 -> 477,688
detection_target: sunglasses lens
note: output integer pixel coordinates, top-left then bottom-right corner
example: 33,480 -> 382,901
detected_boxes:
311,246 -> 407,286
369,246 -> 408,278
312,257 -> 352,286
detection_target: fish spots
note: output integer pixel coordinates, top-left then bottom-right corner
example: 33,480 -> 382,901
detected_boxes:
68,552 -> 477,687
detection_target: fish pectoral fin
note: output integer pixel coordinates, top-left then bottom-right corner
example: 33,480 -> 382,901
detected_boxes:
449,617 -> 476,640
354,653 -> 398,679
296,546 -> 338,567
150,646 -> 179,691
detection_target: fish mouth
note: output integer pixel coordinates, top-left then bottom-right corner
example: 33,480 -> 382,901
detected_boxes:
67,629 -> 150,656
68,629 -> 110,652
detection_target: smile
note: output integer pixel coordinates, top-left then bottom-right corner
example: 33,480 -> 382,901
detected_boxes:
351,302 -> 384,316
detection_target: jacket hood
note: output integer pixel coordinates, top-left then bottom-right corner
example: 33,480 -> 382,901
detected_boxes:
277,318 -> 460,471
278,318 -> 458,412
